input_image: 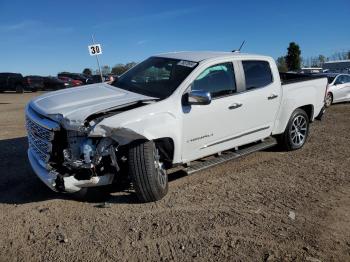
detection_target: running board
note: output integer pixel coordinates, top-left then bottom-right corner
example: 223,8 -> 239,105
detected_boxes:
185,137 -> 277,175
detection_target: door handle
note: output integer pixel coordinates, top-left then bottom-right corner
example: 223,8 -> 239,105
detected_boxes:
228,103 -> 242,110
268,94 -> 278,100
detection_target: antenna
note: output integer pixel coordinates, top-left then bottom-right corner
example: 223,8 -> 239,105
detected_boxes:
232,40 -> 246,52
238,40 -> 245,51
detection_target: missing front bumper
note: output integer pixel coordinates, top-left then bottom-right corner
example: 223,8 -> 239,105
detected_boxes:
28,149 -> 114,193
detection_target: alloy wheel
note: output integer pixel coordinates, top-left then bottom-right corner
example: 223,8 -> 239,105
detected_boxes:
153,147 -> 167,188
290,115 -> 307,146
325,93 -> 332,107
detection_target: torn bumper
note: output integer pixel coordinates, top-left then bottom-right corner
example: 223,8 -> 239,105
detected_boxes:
28,149 -> 58,192
28,149 -> 114,193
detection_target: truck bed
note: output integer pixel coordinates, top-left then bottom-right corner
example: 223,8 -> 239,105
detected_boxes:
280,72 -> 326,85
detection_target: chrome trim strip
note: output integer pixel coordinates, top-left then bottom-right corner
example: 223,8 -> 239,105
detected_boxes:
201,126 -> 270,149
26,105 -> 60,131
28,149 -> 58,192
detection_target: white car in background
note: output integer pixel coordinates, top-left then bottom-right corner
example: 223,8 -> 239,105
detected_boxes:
324,73 -> 350,107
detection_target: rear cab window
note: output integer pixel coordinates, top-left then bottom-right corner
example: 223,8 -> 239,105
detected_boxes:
242,60 -> 273,90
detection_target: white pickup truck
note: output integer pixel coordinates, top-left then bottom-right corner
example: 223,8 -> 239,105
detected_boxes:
26,51 -> 327,202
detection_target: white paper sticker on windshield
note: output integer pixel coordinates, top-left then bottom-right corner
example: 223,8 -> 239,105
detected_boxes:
177,60 -> 197,68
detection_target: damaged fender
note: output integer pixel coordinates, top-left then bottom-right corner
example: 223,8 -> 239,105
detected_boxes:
89,110 -> 182,162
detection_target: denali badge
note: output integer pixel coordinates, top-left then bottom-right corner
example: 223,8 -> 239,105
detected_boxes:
187,133 -> 213,143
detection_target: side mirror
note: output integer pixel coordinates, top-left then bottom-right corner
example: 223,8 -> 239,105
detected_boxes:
185,90 -> 211,105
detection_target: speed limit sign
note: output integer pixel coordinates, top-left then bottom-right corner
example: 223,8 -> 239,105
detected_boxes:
88,44 -> 102,56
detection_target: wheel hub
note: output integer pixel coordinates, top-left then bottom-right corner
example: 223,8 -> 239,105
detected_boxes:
290,115 -> 307,146
154,148 -> 167,188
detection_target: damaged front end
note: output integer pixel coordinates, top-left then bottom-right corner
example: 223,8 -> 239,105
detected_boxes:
26,105 -> 131,193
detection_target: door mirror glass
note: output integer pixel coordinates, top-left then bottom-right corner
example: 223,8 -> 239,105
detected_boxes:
185,90 -> 211,105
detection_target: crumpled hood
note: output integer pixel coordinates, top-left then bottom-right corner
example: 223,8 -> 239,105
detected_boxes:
29,83 -> 154,125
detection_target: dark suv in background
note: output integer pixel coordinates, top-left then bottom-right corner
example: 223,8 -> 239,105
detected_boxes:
24,75 -> 44,91
0,73 -> 28,93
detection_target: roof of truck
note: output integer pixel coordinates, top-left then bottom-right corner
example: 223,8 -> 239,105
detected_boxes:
155,51 -> 268,62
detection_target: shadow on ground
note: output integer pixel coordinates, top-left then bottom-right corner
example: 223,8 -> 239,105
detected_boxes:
0,136 -> 189,206
0,135 -> 284,205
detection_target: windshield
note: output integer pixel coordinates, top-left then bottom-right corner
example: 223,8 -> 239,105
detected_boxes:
111,57 -> 198,99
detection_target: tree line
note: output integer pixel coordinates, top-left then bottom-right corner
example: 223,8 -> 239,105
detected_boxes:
277,43 -> 350,72
82,62 -> 137,76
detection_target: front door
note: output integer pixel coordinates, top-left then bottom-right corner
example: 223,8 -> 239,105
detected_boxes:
181,62 -> 238,161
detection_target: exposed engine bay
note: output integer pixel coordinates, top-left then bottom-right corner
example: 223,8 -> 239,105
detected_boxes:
48,102 -> 152,193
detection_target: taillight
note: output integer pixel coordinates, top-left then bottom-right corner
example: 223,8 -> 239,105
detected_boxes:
27,78 -> 31,84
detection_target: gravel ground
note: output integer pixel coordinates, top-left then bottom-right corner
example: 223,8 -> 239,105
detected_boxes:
0,92 -> 349,262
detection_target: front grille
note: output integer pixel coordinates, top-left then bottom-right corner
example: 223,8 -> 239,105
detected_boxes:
26,115 -> 54,141
26,107 -> 59,166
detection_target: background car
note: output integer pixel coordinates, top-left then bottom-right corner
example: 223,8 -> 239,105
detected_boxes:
0,73 -> 28,93
57,73 -> 87,85
86,74 -> 113,84
24,75 -> 44,91
322,73 -> 350,107
58,76 -> 83,87
43,77 -> 68,90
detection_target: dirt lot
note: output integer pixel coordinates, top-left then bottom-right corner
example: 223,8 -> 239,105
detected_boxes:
0,92 -> 349,262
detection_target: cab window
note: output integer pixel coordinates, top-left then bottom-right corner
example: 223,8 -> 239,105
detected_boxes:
192,63 -> 236,98
242,61 -> 273,90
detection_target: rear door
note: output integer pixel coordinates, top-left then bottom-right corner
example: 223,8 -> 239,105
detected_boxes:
231,60 -> 281,138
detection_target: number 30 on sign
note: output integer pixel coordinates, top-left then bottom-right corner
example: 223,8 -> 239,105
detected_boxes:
88,44 -> 102,56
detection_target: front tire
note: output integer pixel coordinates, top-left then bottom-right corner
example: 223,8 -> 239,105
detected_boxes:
128,141 -> 168,202
325,92 -> 333,108
278,109 -> 310,151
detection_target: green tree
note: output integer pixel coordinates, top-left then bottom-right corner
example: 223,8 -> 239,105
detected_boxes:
276,56 -> 288,72
101,65 -> 111,75
82,68 -> 92,76
318,55 -> 326,67
111,64 -> 127,76
285,42 -> 301,71
125,62 -> 137,70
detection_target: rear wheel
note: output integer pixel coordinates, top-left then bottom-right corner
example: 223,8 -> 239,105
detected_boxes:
278,109 -> 310,151
128,140 -> 168,202
15,84 -> 24,93
325,92 -> 333,108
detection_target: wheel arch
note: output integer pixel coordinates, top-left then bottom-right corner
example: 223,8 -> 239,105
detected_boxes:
122,137 -> 175,168
298,104 -> 314,122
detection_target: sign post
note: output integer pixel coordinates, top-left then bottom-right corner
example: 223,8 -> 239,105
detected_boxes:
88,35 -> 104,82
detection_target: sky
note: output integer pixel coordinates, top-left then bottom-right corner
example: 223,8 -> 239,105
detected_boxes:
0,0 -> 349,75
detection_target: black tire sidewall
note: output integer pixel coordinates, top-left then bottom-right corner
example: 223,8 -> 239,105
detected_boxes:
128,140 -> 168,202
